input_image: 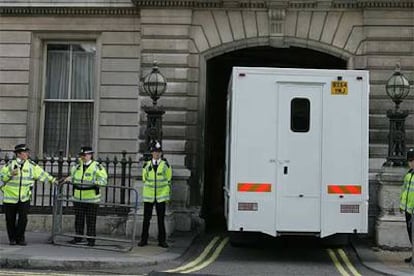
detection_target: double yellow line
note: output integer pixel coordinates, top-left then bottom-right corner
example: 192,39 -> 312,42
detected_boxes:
164,236 -> 229,274
0,270 -> 89,276
327,248 -> 362,276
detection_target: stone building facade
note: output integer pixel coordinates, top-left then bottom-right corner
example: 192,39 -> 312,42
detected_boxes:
0,0 -> 413,240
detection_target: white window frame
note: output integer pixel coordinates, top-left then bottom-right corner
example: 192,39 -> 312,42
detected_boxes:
40,41 -> 98,156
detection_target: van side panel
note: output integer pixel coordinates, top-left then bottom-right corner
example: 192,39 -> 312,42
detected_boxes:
226,67 -> 369,238
320,71 -> 369,237
227,69 -> 277,235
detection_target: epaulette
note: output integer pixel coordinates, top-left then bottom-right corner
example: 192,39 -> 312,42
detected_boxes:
28,160 -> 37,166
97,163 -> 105,170
162,158 -> 170,168
144,161 -> 151,170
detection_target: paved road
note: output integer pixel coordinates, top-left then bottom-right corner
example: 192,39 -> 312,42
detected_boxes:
148,234 -> 383,276
0,233 -> 384,275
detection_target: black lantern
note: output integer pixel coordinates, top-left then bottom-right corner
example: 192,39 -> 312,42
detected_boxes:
140,61 -> 167,106
140,61 -> 167,160
385,64 -> 410,110
385,64 -> 411,166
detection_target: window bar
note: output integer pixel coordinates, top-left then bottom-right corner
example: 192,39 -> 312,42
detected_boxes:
49,156 -> 55,207
103,157 -> 109,203
113,156 -> 118,204
66,45 -> 73,156
127,157 -> 132,205
32,156 -> 39,207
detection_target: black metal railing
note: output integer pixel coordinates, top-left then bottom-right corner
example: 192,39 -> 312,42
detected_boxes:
0,151 -> 141,215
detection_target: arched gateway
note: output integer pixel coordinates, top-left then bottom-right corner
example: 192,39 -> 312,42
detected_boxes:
1,1 -> 412,244
137,1 -> 412,244
200,46 -> 347,229
143,7 -> 366,229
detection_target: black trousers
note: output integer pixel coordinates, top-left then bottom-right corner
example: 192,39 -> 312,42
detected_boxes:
74,202 -> 98,243
405,211 -> 412,244
3,201 -> 30,243
141,201 -> 166,243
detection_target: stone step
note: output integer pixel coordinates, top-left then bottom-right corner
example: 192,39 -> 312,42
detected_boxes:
369,97 -> 414,113
369,143 -> 388,158
140,110 -> 198,125
368,143 -> 414,158
369,129 -> 414,144
369,113 -> 414,128
369,157 -> 386,172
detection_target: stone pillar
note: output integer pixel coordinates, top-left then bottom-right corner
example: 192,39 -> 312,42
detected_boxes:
376,166 -> 410,248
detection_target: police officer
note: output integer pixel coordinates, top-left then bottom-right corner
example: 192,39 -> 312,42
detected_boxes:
400,148 -> 414,263
0,144 -> 56,245
65,146 -> 107,246
138,141 -> 172,248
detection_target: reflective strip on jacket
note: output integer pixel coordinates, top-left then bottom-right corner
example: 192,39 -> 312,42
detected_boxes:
70,160 -> 108,203
0,159 -> 55,203
142,159 -> 172,203
400,170 -> 414,214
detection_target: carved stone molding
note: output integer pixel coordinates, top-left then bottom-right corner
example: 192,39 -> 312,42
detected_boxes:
268,8 -> 286,36
131,0 -> 224,8
131,0 -> 413,9
0,0 -> 412,15
0,7 -> 139,16
333,0 -> 414,9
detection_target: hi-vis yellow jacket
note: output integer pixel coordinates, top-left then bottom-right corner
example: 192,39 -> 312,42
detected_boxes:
142,159 -> 172,203
70,160 -> 107,203
0,159 -> 55,203
400,169 -> 414,214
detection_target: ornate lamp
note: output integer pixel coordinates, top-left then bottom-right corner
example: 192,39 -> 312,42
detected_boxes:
140,61 -> 167,159
140,61 -> 167,106
386,64 -> 410,110
385,64 -> 411,166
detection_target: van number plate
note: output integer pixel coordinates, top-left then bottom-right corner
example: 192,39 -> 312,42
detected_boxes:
331,81 -> 348,95
340,204 -> 359,213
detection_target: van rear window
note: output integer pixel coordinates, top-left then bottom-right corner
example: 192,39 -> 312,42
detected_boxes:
291,98 -> 310,132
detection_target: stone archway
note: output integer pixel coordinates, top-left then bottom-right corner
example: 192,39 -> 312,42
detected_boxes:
190,6 -> 364,230
199,45 -> 347,230
138,7 -> 366,229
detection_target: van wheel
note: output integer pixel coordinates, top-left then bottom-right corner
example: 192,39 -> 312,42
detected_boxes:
322,234 -> 350,246
229,231 -> 245,247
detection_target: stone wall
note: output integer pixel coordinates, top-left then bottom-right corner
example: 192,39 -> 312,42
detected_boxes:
0,11 -> 141,157
0,1 -> 413,237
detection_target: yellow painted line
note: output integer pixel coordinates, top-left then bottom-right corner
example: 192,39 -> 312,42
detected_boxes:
0,272 -> 51,276
0,272 -> 88,276
164,236 -> 221,273
337,248 -> 362,276
327,249 -> 351,276
180,237 -> 229,274
0,269 -> 118,276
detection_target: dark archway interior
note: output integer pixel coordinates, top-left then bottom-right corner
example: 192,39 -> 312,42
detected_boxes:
202,46 -> 347,231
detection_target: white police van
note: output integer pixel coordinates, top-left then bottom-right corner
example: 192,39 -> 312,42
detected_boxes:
225,67 -> 369,238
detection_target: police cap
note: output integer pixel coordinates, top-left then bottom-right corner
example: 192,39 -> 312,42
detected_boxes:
407,149 -> 414,161
79,146 -> 94,155
150,141 -> 162,152
14,144 -> 30,153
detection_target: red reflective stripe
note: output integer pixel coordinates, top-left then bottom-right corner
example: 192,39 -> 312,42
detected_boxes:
347,185 -> 361,194
327,185 -> 361,194
238,183 -> 253,192
238,183 -> 271,192
256,184 -> 271,192
328,185 -> 343,194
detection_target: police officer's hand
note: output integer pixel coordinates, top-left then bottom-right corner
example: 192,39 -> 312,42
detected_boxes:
64,176 -> 72,183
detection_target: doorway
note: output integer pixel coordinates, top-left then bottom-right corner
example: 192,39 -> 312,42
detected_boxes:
202,46 -> 346,231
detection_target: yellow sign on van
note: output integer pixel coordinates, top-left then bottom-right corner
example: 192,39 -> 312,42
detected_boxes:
331,81 -> 348,95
